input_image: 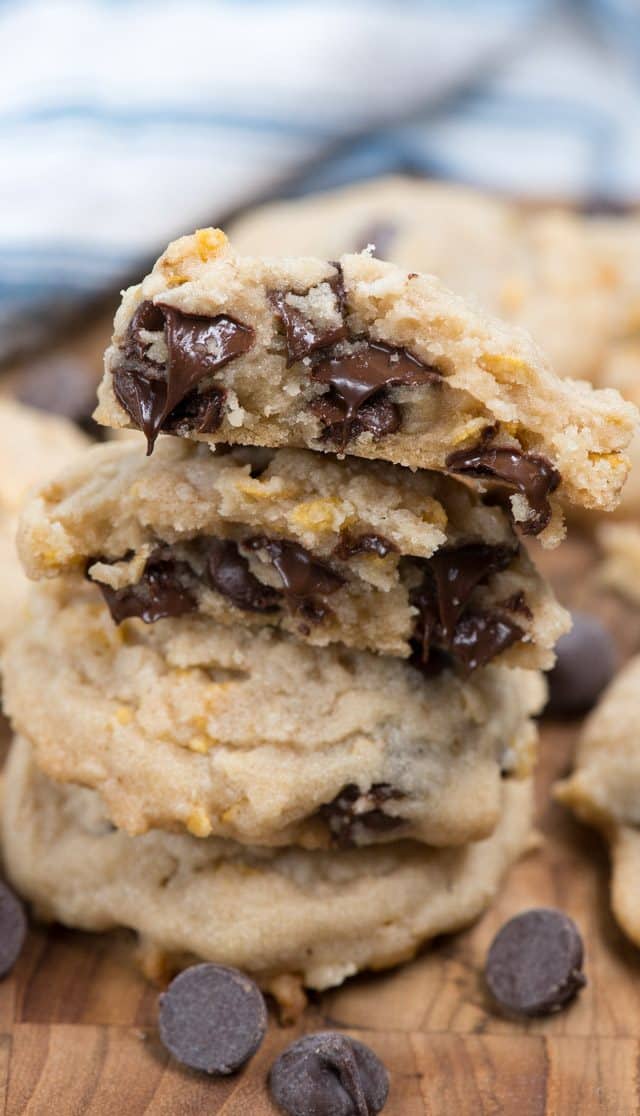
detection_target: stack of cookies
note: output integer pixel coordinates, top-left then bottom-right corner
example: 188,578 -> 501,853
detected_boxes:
2,229 -> 635,1009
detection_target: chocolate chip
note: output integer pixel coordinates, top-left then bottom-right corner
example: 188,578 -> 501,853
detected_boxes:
0,880 -> 27,978
269,1032 -> 389,1116
353,220 -> 399,258
94,550 -> 197,624
333,532 -> 398,561
205,539 -> 281,613
545,611 -> 617,717
320,784 -> 404,848
161,384 -> 226,438
158,963 -> 267,1075
410,544 -> 524,674
486,909 -> 586,1017
270,270 -> 348,366
246,537 -> 345,622
310,391 -> 401,445
114,301 -> 254,453
312,341 -> 440,449
446,444 -> 561,535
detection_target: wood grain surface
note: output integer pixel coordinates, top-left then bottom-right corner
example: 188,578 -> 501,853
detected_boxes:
2,321 -> 640,1115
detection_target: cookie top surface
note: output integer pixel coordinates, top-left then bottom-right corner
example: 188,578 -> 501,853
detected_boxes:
3,578 -> 543,849
3,735 -> 533,992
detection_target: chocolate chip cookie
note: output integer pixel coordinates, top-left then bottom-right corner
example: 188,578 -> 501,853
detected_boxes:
93,230 -> 637,547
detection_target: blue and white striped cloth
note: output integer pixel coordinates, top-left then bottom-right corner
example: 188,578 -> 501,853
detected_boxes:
2,0 -> 640,360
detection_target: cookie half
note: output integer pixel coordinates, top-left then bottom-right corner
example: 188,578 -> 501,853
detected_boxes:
93,230 -> 637,546
2,736 -> 534,993
19,439 -> 568,669
2,579 -> 543,849
555,654 -> 640,946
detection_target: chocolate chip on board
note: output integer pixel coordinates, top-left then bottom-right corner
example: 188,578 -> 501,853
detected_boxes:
486,908 -> 586,1017
545,611 -> 617,717
158,963 -> 267,1075
0,880 -> 27,978
446,444 -> 561,535
269,1031 -> 389,1116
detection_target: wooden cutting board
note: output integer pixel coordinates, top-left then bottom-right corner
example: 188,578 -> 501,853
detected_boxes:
2,322 -> 640,1114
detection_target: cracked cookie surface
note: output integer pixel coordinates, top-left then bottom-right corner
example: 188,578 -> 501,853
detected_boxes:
2,736 -> 533,992
2,578 -> 543,849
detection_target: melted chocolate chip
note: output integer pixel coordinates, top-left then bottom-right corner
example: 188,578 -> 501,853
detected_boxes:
269,1032 -> 389,1116
158,963 -> 267,1075
486,909 -> 586,1017
94,551 -> 197,624
0,880 -> 27,978
320,784 -> 404,848
205,539 -> 281,613
545,611 -> 617,717
161,384 -> 226,437
333,532 -> 398,561
270,269 -> 348,366
410,544 -> 524,674
353,220 -> 399,258
114,301 -> 254,453
446,445 -> 561,535
312,341 -> 440,449
310,391 -> 401,444
246,537 -> 345,622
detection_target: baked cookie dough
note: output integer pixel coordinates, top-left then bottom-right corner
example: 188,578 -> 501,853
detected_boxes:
2,736 -> 534,992
229,176 -> 640,401
0,398 -> 87,646
555,655 -> 640,948
93,230 -> 637,547
19,439 -> 568,669
2,578 -> 544,849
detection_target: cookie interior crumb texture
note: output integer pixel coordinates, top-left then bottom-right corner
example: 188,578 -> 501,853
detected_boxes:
93,229 -> 638,548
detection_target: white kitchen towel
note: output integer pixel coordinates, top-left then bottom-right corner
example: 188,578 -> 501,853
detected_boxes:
1,0 -> 640,359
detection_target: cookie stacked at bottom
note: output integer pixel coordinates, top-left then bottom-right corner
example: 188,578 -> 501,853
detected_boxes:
1,437 -> 552,1003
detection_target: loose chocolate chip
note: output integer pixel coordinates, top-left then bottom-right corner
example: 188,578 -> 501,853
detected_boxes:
545,611 -> 617,717
333,532 -> 398,561
270,270 -> 348,366
320,784 -> 404,848
312,341 -> 440,449
95,551 -> 197,624
269,1031 -> 389,1116
246,537 -> 345,622
353,220 -> 399,259
410,544 -> 524,674
486,909 -> 586,1017
158,963 -> 267,1075
0,880 -> 27,978
114,302 -> 254,453
446,444 -> 561,535
205,539 -> 281,613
